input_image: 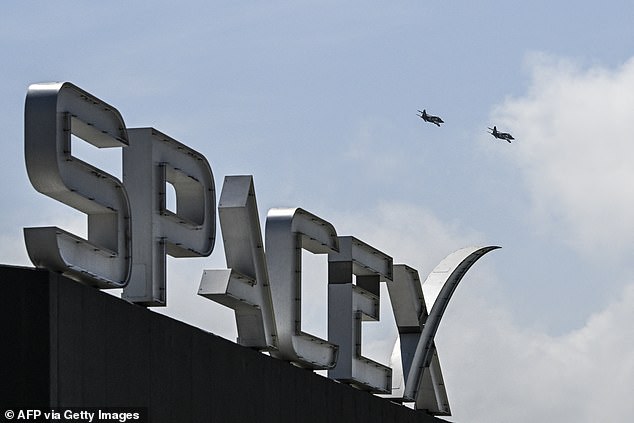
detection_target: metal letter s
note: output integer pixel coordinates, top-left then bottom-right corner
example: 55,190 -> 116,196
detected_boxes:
23,82 -> 131,288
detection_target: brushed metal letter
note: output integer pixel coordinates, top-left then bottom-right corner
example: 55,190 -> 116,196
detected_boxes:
386,265 -> 450,414
328,236 -> 393,393
23,82 -> 131,288
198,175 -> 278,350
265,208 -> 339,369
398,246 -> 500,414
122,128 -> 215,306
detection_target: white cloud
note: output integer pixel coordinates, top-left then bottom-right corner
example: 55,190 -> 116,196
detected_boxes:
10,178 -> 631,423
493,54 -> 634,261
439,281 -> 634,423
331,201 -> 485,275
327,200 -> 633,422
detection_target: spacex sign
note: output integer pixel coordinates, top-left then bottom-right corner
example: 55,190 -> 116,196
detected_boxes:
23,82 -> 498,416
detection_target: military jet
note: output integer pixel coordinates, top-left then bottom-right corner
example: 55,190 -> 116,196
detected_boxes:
417,109 -> 444,127
488,126 -> 514,143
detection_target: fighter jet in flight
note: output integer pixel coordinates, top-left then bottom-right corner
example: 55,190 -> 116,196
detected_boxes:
417,109 -> 444,127
488,126 -> 514,143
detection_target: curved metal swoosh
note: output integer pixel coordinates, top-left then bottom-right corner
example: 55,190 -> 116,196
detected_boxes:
404,245 -> 500,403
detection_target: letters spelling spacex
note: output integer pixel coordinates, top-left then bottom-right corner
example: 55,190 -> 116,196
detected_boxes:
23,82 -> 497,413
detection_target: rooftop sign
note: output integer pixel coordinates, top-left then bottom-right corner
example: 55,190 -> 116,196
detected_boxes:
23,82 -> 498,415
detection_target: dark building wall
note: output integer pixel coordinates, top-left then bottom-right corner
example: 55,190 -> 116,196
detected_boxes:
0,265 -> 447,423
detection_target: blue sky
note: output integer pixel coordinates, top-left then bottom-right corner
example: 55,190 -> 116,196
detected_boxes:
2,2 -> 633,421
